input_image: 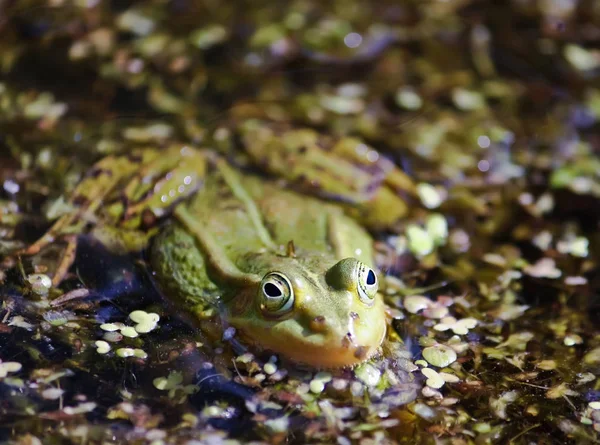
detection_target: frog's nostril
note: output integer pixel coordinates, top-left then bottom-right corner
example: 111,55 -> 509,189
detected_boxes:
341,332 -> 355,348
341,332 -> 356,349
309,315 -> 328,332
350,311 -> 359,320
354,346 -> 368,360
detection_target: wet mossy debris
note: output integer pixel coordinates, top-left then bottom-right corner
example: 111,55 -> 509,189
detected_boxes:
1,1 -> 600,444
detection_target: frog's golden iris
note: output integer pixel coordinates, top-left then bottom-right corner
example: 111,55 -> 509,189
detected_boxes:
259,272 -> 295,315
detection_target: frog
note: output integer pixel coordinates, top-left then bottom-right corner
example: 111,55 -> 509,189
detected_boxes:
21,122 -> 415,368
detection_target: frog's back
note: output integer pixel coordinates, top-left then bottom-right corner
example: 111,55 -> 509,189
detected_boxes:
152,164 -> 374,303
185,169 -> 373,266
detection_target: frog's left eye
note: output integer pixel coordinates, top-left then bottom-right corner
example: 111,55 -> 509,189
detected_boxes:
260,272 -> 294,315
357,263 -> 378,304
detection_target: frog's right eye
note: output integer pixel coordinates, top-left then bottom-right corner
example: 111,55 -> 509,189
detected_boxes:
357,263 -> 378,304
260,272 -> 294,315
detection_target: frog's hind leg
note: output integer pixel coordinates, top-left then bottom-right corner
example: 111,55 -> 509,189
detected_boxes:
239,123 -> 416,222
22,146 -> 208,283
118,145 -> 207,229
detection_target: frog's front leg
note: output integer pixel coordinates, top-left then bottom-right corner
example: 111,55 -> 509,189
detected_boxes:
22,145 -> 208,283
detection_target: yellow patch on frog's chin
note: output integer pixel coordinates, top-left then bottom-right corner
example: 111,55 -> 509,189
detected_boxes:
236,321 -> 386,369
288,344 -> 385,371
279,346 -> 386,372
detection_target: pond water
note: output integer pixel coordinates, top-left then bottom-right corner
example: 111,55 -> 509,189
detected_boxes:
1,1 -> 599,444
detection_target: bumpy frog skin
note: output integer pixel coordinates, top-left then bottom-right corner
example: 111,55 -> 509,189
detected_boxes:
24,126 -> 414,367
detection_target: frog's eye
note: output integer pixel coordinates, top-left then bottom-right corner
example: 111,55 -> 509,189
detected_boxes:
357,263 -> 378,304
260,272 -> 294,315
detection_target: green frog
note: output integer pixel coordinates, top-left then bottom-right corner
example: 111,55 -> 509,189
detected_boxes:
23,122 -> 414,368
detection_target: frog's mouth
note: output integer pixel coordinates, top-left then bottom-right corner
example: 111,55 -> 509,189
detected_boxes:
235,319 -> 387,369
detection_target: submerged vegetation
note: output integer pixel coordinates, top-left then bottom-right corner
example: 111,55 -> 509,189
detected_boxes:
1,0 -> 600,443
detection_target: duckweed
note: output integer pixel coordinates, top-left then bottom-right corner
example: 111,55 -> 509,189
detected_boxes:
422,345 -> 457,368
1,1 -> 599,443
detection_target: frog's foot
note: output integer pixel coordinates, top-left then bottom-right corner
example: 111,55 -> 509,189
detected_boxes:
22,145 -> 208,283
22,151 -> 156,256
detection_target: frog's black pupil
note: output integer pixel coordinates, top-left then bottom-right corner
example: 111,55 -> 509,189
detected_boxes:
264,282 -> 282,298
366,270 -> 376,286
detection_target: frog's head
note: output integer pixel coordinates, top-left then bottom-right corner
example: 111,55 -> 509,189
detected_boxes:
227,257 -> 386,368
